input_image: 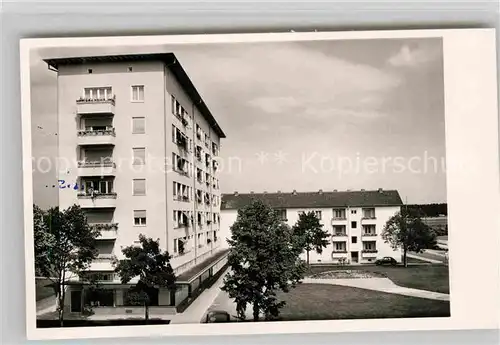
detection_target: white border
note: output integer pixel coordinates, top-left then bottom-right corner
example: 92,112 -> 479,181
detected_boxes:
20,29 -> 500,340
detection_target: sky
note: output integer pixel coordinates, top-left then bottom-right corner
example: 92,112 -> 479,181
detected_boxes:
30,37 -> 446,208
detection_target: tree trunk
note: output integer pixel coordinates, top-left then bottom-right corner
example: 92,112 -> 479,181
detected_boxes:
58,284 -> 65,327
403,248 -> 408,268
306,250 -> 310,266
144,302 -> 149,323
253,302 -> 259,322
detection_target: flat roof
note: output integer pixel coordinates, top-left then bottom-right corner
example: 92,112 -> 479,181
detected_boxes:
44,53 -> 226,138
176,249 -> 229,284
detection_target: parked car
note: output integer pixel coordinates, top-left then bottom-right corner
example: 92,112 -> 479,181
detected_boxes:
205,310 -> 231,323
375,257 -> 398,266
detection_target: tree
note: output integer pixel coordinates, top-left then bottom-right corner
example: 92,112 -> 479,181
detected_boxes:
382,207 -> 437,267
292,211 -> 330,265
114,234 -> 176,322
222,200 -> 306,321
33,204 -> 100,326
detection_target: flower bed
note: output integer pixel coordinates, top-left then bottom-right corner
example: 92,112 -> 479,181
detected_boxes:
309,270 -> 386,279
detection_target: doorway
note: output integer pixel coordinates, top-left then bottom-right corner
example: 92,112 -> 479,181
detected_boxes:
70,290 -> 82,313
350,251 -> 359,263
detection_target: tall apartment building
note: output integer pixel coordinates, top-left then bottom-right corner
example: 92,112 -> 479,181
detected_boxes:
220,189 -> 403,264
45,53 -> 228,316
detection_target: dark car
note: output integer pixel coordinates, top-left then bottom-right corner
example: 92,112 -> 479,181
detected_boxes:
205,310 -> 231,323
375,257 -> 398,266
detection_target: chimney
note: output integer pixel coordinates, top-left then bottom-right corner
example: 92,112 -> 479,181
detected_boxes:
319,189 -> 323,194
234,191 -> 239,196
333,189 -> 338,192
292,189 -> 297,195
378,188 -> 383,193
277,190 -> 281,194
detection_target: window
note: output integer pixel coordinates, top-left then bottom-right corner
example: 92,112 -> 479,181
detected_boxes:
133,179 -> 146,196
275,209 -> 287,221
362,208 -> 376,219
82,179 -> 114,194
351,209 -> 357,214
333,225 -> 346,235
334,242 -> 346,252
84,87 -> 112,100
363,241 -> 377,251
87,69 -> 93,74
351,236 -> 357,244
173,239 -> 178,253
351,221 -> 357,229
314,210 -> 322,219
333,208 -> 346,219
128,66 -> 133,72
134,210 -> 146,226
363,225 -> 376,235
132,148 -> 146,165
131,85 -> 145,102
132,117 -> 145,134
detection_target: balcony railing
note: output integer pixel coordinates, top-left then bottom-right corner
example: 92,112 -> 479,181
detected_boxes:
362,216 -> 377,220
332,232 -> 347,237
94,254 -> 115,262
78,192 -> 117,199
90,223 -> 118,231
332,250 -> 348,253
78,128 -> 116,137
76,97 -> 116,115
362,249 -> 378,253
78,161 -> 116,168
362,232 -> 377,237
77,96 -> 116,105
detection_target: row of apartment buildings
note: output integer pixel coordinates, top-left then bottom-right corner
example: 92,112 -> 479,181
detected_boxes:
219,189 -> 404,264
45,53 -> 229,316
43,52 -> 404,318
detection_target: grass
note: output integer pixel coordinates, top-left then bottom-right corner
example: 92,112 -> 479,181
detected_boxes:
307,264 -> 450,294
277,284 -> 450,321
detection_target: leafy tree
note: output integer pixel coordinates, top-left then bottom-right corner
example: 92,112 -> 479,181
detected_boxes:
382,207 -> 437,267
114,234 -> 176,321
33,204 -> 100,326
222,200 -> 306,321
292,211 -> 330,265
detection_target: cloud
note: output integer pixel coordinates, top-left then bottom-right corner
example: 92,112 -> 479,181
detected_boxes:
387,44 -> 439,68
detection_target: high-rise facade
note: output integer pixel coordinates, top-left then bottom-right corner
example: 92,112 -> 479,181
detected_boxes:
45,53 -> 228,315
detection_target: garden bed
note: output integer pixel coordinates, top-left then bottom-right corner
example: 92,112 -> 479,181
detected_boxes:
309,270 -> 386,279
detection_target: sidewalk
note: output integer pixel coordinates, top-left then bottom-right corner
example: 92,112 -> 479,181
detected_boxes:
170,268 -> 229,324
302,277 -> 450,301
407,253 -> 442,264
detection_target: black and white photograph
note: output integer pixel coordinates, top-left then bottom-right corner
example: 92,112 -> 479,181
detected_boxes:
20,29 -> 500,340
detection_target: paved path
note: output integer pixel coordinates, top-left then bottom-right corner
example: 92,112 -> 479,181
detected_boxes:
302,277 -> 449,301
170,268 -> 230,324
36,295 -> 57,316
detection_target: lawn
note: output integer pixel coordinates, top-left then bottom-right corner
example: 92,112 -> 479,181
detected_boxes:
277,284 -> 450,321
307,264 -> 450,294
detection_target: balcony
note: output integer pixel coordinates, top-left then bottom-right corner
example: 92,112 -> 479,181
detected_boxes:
362,232 -> 378,237
78,161 -> 116,177
90,223 -> 118,240
331,217 -> 347,225
175,195 -> 190,203
89,253 -> 115,271
362,249 -> 378,256
77,97 -> 115,115
77,192 -> 117,208
77,128 -> 116,146
332,232 -> 347,237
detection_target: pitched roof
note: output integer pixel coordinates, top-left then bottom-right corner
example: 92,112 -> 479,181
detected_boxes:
43,53 -> 226,138
221,189 -> 403,210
